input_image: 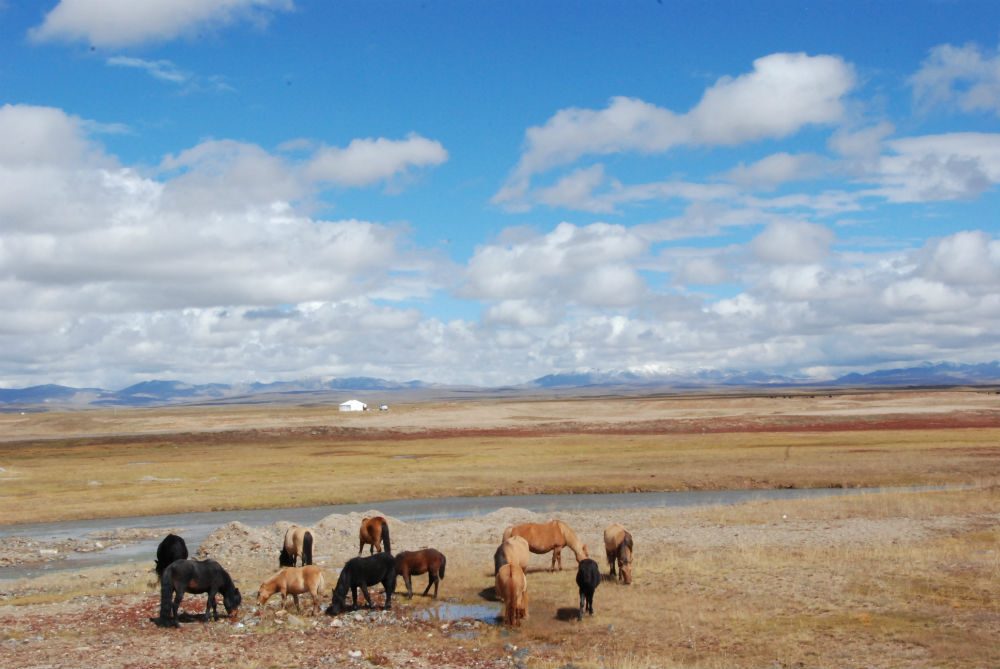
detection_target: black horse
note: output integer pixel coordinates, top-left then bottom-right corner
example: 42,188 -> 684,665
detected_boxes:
576,558 -> 600,620
157,559 -> 241,627
154,534 -> 189,578
325,552 -> 396,615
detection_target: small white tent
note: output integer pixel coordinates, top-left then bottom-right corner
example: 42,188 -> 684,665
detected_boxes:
339,399 -> 367,412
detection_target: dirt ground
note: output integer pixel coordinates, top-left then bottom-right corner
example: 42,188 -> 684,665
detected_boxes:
2,493 -> 998,669
1,389 -> 998,668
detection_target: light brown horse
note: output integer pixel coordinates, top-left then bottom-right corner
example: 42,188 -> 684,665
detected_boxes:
493,535 -> 530,575
394,548 -> 446,599
495,563 -> 528,626
358,516 -> 392,555
256,565 -> 325,615
603,523 -> 633,584
279,525 -> 314,567
502,520 -> 588,571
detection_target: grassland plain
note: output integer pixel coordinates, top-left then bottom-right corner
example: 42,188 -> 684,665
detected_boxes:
0,389 -> 998,668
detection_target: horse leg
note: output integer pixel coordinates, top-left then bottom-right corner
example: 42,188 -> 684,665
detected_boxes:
405,572 -> 414,598
350,586 -> 359,610
358,538 -> 365,556
421,572 -> 434,598
171,586 -> 185,625
607,549 -> 616,578
578,591 -> 585,621
292,594 -> 301,612
206,589 -> 217,621
360,586 -> 373,608
383,576 -> 394,610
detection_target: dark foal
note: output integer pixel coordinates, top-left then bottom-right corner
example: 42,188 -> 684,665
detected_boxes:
575,558 -> 601,620
154,534 -> 189,579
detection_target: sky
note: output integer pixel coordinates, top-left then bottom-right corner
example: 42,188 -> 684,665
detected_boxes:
1,0 -> 1000,389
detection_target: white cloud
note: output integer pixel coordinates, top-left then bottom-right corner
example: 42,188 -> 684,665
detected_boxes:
874,133 -> 1000,202
305,135 -> 449,188
726,152 -> 828,189
29,0 -> 293,47
911,42 -> 1000,115
106,56 -> 187,84
750,221 -> 835,264
463,222 -> 647,308
495,52 -> 855,209
920,230 -> 1000,286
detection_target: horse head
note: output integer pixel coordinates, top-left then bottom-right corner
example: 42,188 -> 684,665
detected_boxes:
223,586 -> 242,615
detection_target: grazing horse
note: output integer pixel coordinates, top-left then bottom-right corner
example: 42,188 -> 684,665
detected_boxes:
279,525 -> 314,567
257,565 -> 325,616
502,520 -> 588,571
495,563 -> 528,626
358,516 -> 391,555
154,533 -> 188,578
576,558 -> 601,619
157,559 -> 241,627
603,523 -> 633,585
394,548 -> 446,599
493,535 -> 530,575
325,552 -> 396,615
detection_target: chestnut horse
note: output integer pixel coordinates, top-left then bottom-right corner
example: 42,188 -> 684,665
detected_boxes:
493,535 -> 530,575
502,520 -> 587,571
495,563 -> 528,626
358,516 -> 392,555
603,523 -> 633,584
257,565 -> 325,615
394,548 -> 446,599
279,525 -> 314,567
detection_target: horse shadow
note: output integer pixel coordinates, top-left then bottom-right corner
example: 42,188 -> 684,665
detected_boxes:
149,612 -> 211,627
477,586 -> 499,602
555,607 -> 582,622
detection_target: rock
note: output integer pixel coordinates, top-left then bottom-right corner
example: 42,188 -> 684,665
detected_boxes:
331,617 -> 344,627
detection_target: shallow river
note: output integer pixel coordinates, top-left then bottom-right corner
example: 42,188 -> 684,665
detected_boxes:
0,486 -> 927,580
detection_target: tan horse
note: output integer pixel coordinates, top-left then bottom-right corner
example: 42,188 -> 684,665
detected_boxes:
604,523 -> 633,584
257,565 -> 325,615
495,563 -> 528,626
358,516 -> 392,555
502,520 -> 588,571
493,535 -> 530,575
279,525 -> 314,567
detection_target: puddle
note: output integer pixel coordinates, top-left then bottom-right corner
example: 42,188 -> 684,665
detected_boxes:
413,602 -> 500,624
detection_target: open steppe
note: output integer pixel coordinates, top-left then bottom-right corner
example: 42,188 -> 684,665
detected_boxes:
0,388 -> 998,668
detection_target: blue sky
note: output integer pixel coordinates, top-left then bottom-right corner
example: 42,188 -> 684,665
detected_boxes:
1,0 -> 999,388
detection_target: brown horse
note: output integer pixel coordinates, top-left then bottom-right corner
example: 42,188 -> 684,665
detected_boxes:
358,516 -> 392,555
279,525 -> 314,567
603,523 -> 633,585
493,535 -> 530,575
502,520 -> 588,571
394,548 -> 446,599
495,563 -> 528,626
257,565 -> 326,615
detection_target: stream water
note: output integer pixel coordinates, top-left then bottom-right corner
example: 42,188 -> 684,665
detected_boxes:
0,486 -> 936,580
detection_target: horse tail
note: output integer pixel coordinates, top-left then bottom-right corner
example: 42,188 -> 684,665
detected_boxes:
380,522 -> 391,554
439,553 -> 446,580
278,547 -> 293,567
158,569 -> 174,622
303,531 -> 314,565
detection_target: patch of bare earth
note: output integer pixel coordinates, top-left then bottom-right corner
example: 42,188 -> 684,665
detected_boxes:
1,489 -> 998,669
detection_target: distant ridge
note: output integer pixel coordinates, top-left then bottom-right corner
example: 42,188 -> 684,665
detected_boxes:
2,362 -> 999,409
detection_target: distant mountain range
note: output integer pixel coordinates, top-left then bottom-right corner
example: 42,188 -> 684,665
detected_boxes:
2,361 -> 999,409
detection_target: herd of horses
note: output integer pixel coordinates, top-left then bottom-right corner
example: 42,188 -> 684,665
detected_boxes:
153,514 -> 633,629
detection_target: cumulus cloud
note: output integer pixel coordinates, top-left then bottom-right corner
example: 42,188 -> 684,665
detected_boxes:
463,222 -> 647,308
726,152 -> 828,189
750,221 -> 835,264
911,41 -> 1000,116
305,135 -> 449,188
874,133 -> 1000,202
29,0 -> 293,47
0,103 -> 460,387
495,52 -> 855,209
